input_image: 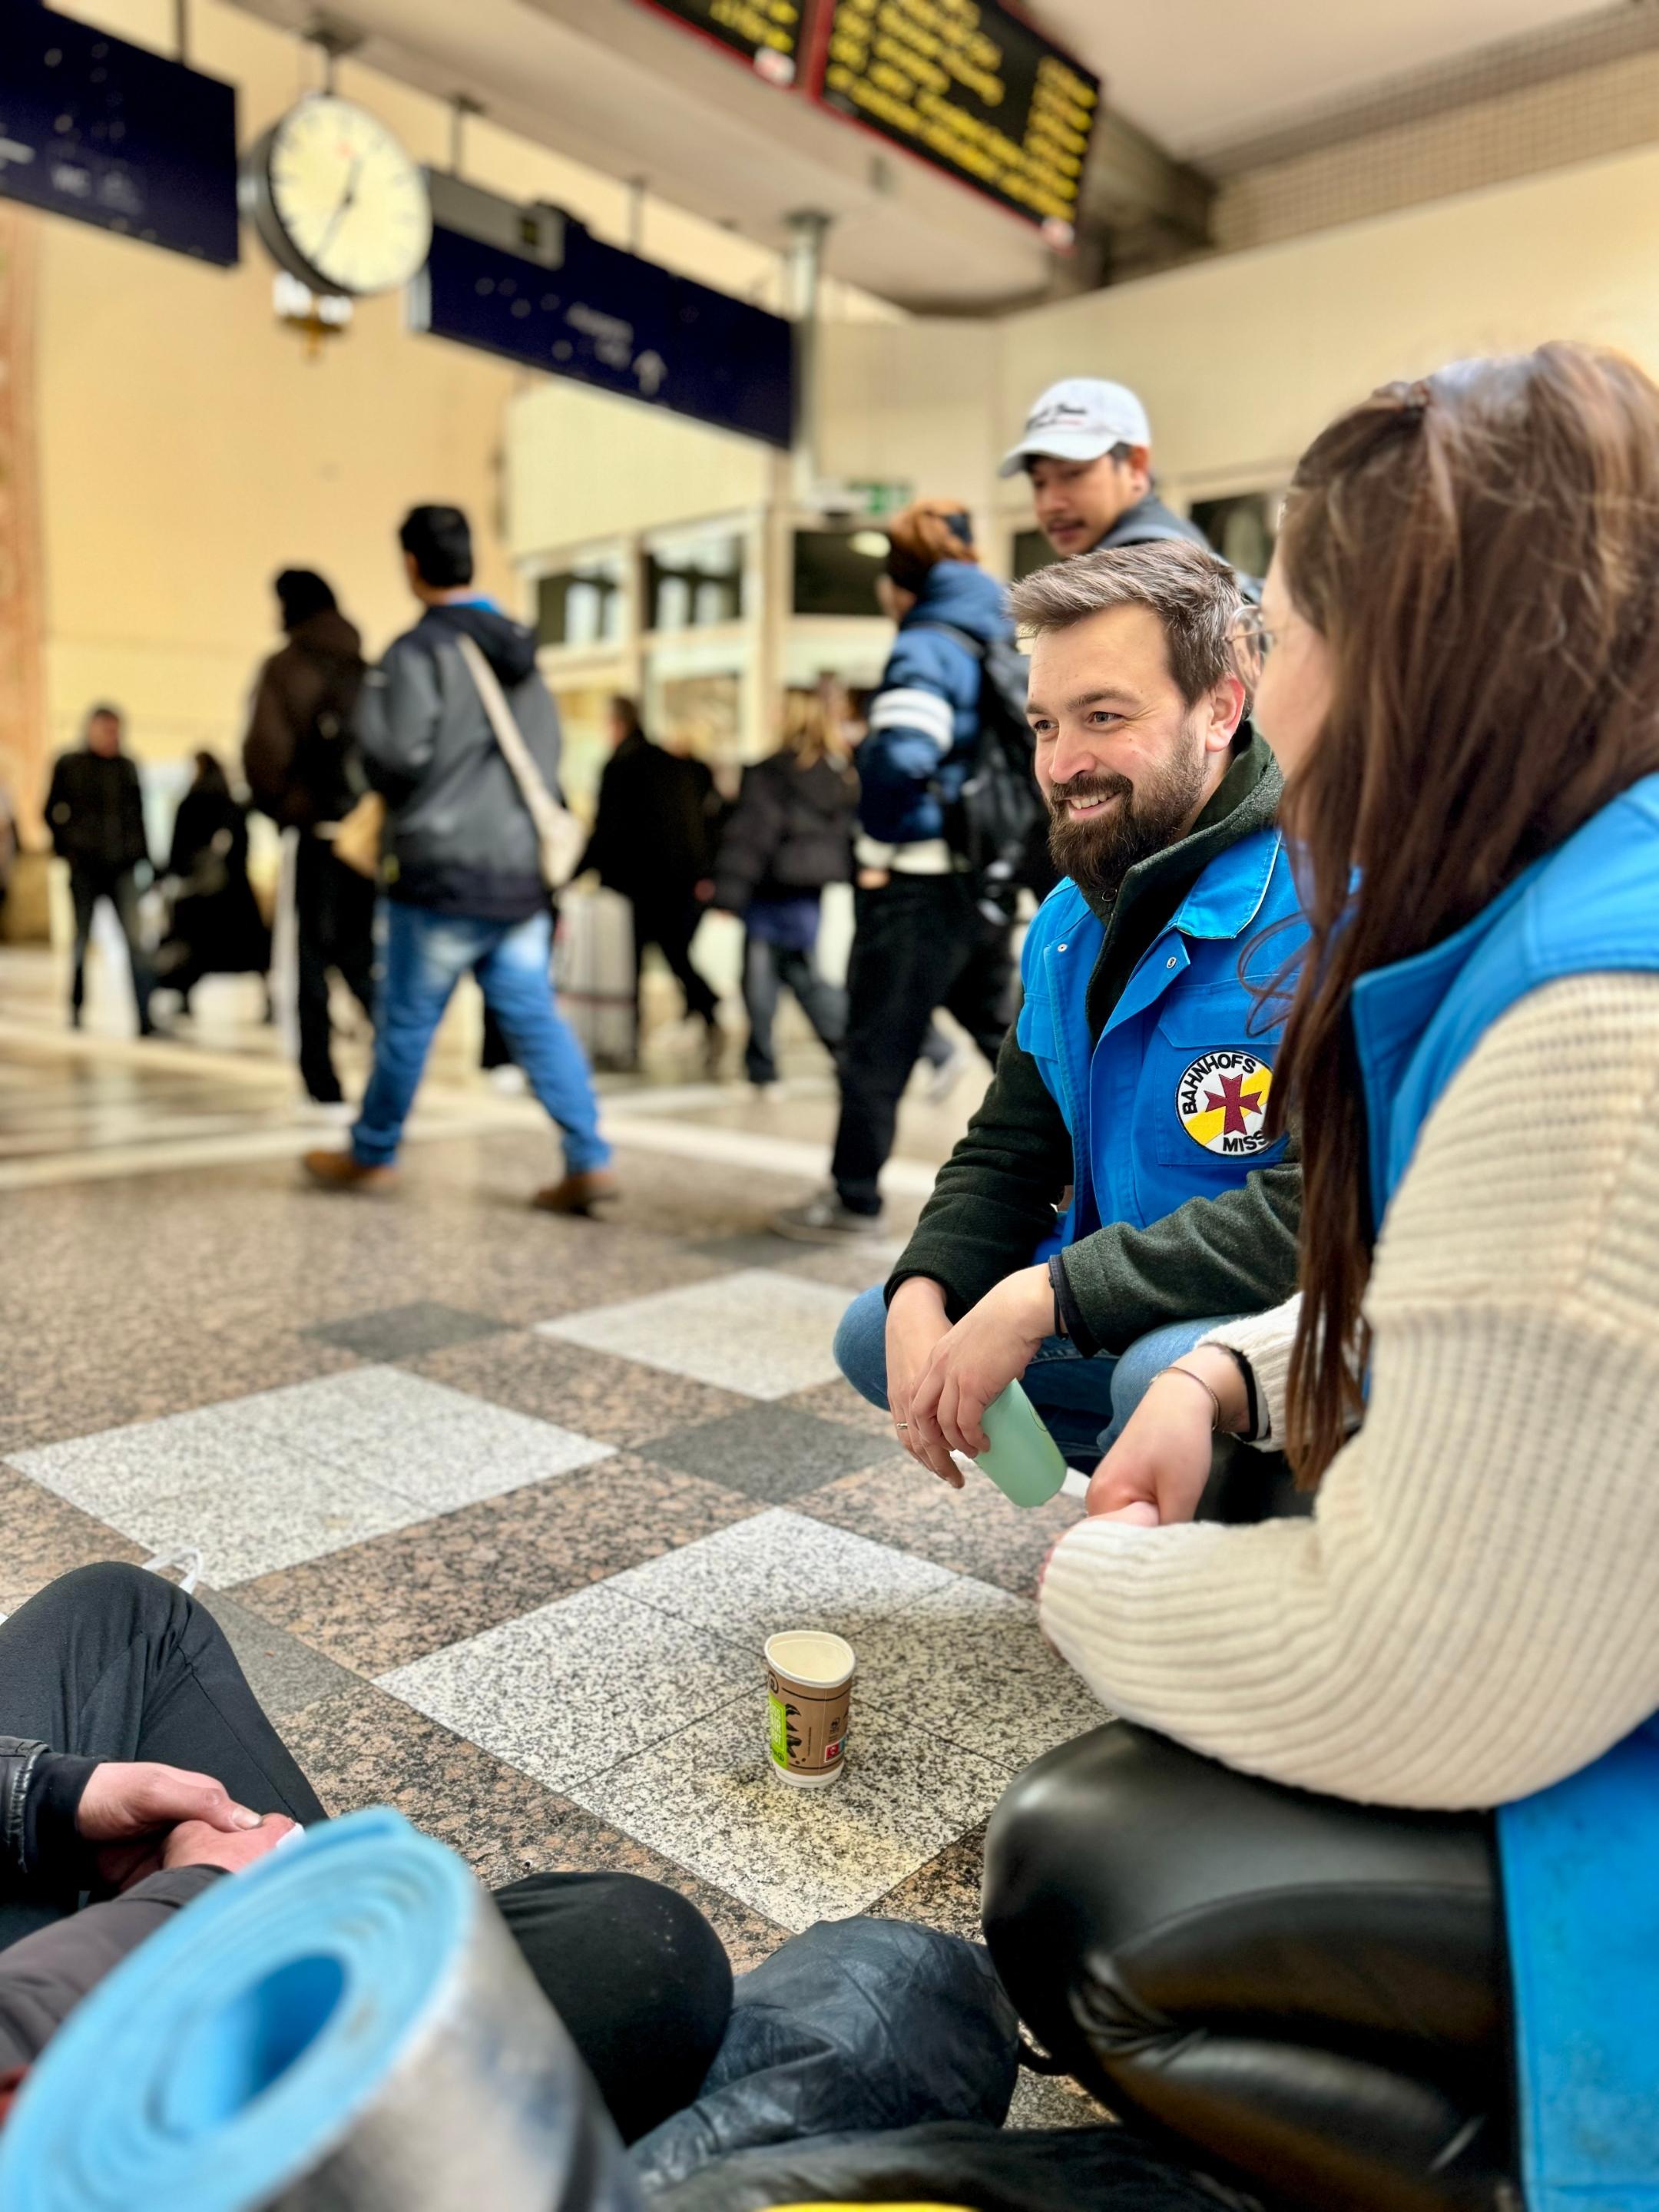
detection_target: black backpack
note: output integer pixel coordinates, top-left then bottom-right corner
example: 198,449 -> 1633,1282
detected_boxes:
915,621 -> 1055,920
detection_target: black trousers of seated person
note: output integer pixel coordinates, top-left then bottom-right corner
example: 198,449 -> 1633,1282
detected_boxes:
0,1565 -> 731,2144
982,1722 -> 1518,2212
831,874 -> 1015,1215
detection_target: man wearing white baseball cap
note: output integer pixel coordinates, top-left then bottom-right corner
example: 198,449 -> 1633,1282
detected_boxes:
1002,377 -> 1208,561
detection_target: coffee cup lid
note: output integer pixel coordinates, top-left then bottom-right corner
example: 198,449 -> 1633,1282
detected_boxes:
765,1630 -> 856,1688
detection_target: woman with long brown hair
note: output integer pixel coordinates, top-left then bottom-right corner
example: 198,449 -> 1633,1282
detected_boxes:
983,345 -> 1659,2212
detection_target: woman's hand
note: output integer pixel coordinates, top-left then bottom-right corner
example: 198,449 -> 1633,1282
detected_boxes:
886,1278 -> 956,1480
1084,1347 -> 1248,1525
908,1266 -> 1053,1475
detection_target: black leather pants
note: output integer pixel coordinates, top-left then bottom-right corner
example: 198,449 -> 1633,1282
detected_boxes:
983,1724 -> 1522,2212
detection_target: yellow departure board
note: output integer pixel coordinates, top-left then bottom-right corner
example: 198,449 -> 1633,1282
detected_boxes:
635,0 -> 805,85
812,0 -> 1099,240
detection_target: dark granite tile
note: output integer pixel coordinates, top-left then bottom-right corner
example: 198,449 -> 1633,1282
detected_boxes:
236,1454 -> 762,1674
282,1680 -> 786,1969
304,1302 -> 509,1361
795,1455 -> 1084,1600
410,1331 -> 750,1449
0,1462 -> 144,1611
196,1585 -> 363,1717
867,1822 -> 987,1945
637,1402 -> 889,1502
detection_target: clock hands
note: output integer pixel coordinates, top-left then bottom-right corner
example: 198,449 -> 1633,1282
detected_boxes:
313,154 -> 363,262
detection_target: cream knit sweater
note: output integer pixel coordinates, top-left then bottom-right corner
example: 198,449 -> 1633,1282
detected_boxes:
1039,971 -> 1659,1810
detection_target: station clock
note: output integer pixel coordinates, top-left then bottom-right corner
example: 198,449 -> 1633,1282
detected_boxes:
241,94 -> 432,297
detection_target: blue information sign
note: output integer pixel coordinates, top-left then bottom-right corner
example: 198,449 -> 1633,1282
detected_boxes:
412,219 -> 794,451
0,5 -> 238,267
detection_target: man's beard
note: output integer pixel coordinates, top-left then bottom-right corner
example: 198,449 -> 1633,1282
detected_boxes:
1047,731 -> 1212,902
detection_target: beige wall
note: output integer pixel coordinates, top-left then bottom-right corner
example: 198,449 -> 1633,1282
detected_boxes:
811,138 -> 1659,541
28,0 -> 856,788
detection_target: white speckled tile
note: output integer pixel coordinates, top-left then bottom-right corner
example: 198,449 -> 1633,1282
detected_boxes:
378,1584 -> 750,1790
535,1270 -> 850,1400
609,1507 -> 955,1646
13,1402 -> 266,1520
849,1577 -> 1111,1770
575,1694 -> 1012,1932
229,1369 -> 613,1510
39,1452 -> 422,1584
13,1367 -> 613,1574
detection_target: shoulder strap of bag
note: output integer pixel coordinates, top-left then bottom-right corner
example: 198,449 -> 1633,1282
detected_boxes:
452,632 -> 581,887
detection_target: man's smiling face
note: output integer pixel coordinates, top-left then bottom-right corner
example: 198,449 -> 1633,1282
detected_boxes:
1026,602 -> 1240,899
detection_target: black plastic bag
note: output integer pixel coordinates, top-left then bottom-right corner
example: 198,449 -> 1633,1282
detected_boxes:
631,1916 -> 1019,2194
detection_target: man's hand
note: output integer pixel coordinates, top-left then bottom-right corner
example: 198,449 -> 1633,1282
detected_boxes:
1084,1348 -> 1248,1525
908,1265 -> 1053,1478
886,1277 -> 955,1481
76,1761 -> 263,1894
163,1813 -> 297,1877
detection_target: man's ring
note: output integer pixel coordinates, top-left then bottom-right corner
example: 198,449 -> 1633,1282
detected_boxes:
895,1420 -> 909,1429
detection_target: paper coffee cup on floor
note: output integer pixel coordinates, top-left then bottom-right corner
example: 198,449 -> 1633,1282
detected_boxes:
765,1631 -> 855,1788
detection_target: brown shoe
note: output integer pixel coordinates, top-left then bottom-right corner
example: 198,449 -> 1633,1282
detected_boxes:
303,1149 -> 399,1194
532,1169 -> 621,1216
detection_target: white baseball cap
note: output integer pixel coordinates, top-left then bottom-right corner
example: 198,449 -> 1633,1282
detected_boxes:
998,377 -> 1152,477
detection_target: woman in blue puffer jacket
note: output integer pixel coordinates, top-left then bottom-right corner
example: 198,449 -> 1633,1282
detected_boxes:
776,502 -> 1017,1242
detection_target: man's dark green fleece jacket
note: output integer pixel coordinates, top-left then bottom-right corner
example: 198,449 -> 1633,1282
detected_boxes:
887,735 -> 1303,1351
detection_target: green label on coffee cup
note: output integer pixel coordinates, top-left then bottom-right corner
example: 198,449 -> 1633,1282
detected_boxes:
767,1692 -> 789,1764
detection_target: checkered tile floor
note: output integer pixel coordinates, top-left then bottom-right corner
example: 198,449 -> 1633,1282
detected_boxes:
0,1111 -> 1108,2119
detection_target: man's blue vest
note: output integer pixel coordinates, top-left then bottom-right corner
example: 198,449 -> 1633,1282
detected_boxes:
1349,774 -> 1659,2210
1017,827 -> 1305,1253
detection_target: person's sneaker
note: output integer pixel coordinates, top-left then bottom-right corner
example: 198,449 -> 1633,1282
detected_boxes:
533,1168 -> 621,1216
487,1064 -> 529,1097
302,1149 -> 399,1194
772,1189 -> 885,1243
924,1036 -> 971,1104
299,1097 -> 355,1128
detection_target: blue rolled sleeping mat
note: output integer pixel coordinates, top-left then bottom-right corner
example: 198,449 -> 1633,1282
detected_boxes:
0,1808 -> 644,2212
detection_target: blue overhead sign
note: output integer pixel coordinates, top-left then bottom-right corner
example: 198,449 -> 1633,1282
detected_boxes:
0,5 -> 238,267
410,218 -> 794,451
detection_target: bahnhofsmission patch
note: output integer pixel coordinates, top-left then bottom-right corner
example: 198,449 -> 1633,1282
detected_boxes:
1177,1050 -> 1275,1157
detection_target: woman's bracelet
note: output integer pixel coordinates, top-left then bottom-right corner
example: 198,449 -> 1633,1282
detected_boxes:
1152,1363 -> 1224,1432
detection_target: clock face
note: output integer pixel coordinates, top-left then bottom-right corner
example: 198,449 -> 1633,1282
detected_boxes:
260,96 -> 431,297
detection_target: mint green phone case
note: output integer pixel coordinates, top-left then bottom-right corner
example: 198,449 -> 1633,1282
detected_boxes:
976,1379 -> 1070,1508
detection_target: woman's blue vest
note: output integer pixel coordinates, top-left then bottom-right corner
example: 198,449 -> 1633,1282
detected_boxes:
1349,775 -> 1659,2210
1017,828 -> 1305,1250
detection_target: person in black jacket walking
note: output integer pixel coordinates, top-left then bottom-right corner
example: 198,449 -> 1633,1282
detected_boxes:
578,698 -> 724,1071
713,694 -> 855,1090
154,753 -> 271,1015
44,704 -> 157,1035
242,569 -> 375,1108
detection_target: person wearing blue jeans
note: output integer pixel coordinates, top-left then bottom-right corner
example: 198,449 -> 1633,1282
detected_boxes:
350,904 -> 609,1185
834,1290 -> 1227,1469
305,503 -> 613,1214
842,542 -> 1308,1495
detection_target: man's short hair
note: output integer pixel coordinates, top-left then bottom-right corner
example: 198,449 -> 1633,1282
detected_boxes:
86,703 -> 123,727
1007,540 -> 1240,704
399,505 -> 474,589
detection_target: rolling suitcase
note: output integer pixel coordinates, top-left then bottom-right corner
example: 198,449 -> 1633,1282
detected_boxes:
555,889 -> 636,1069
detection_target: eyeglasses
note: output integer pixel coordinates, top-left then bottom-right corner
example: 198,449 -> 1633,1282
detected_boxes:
1228,603 -> 1280,687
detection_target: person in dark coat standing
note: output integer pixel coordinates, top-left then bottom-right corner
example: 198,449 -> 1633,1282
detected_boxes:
154,753 -> 271,1014
578,698 -> 724,1072
713,694 -> 855,1090
242,569 -> 374,1109
44,704 -> 156,1035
